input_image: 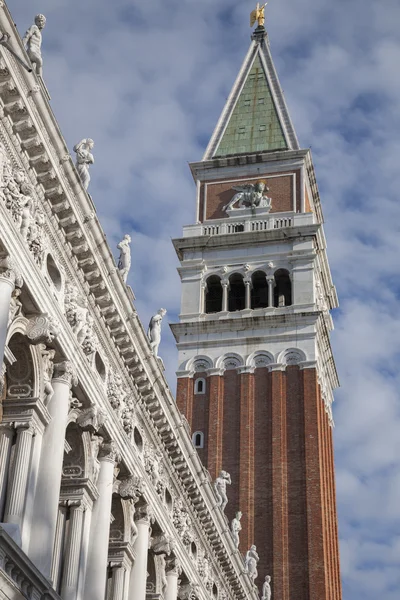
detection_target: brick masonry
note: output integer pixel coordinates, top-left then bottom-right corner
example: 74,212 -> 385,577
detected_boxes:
177,366 -> 342,599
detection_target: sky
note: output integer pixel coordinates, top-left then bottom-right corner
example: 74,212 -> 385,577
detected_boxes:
6,0 -> 400,598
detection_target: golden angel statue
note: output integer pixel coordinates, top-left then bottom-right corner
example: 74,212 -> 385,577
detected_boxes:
250,2 -> 268,28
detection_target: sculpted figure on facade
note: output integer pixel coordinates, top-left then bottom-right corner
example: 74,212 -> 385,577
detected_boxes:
245,545 -> 259,584
73,139 -> 94,190
144,446 -> 163,487
261,575 -> 272,600
23,14 -> 46,77
107,370 -> 127,415
38,343 -> 55,404
77,405 -> 108,433
231,511 -> 242,548
224,181 -> 272,211
117,234 -> 131,283
147,308 -> 167,358
8,288 -> 22,326
64,284 -> 89,343
81,314 -> 98,357
214,470 -> 231,512
89,434 -> 103,485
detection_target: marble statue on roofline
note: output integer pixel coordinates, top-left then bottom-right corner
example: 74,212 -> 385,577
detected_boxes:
23,14 -> 46,77
117,234 -> 131,283
245,544 -> 260,583
147,308 -> 167,358
261,575 -> 272,600
214,470 -> 231,512
73,139 -> 94,190
231,511 -> 242,547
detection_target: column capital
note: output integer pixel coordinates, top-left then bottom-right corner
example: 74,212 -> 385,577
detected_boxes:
117,475 -> 144,503
207,367 -> 225,377
14,421 -> 36,436
0,256 -> 23,288
267,363 -> 286,372
98,441 -> 121,464
237,366 -> 255,375
26,314 -> 60,345
52,361 -> 78,388
135,502 -> 154,526
165,555 -> 182,576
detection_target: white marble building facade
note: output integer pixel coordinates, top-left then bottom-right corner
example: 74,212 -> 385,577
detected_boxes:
0,4 -> 258,600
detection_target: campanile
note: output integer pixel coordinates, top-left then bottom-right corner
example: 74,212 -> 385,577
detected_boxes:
171,11 -> 342,600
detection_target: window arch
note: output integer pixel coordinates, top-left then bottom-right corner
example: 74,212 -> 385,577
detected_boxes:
228,273 -> 245,311
46,254 -> 62,291
192,431 -> 204,449
194,378 -> 206,395
251,270 -> 268,309
205,276 -> 223,314
274,269 -> 292,307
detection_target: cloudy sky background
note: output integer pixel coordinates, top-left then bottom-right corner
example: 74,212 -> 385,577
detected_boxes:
8,0 -> 400,598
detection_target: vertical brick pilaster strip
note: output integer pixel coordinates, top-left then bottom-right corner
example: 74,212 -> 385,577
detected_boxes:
328,412 -> 342,599
207,374 -> 224,481
303,368 -> 327,600
176,377 -> 194,428
239,371 -> 255,551
317,385 -> 331,599
270,368 -> 289,600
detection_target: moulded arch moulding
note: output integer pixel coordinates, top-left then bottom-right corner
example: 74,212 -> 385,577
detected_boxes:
277,348 -> 307,366
6,318 -> 41,398
246,350 -> 274,369
186,354 -> 213,375
215,352 -> 244,371
6,314 -> 29,344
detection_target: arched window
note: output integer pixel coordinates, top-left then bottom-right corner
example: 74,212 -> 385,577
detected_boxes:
95,352 -> 106,381
205,276 -> 223,314
228,273 -> 245,312
251,270 -> 268,308
46,254 -> 62,291
192,431 -> 204,449
194,378 -> 206,395
274,269 -> 292,307
134,427 -> 143,452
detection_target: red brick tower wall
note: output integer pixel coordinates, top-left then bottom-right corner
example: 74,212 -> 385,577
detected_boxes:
176,366 -> 342,600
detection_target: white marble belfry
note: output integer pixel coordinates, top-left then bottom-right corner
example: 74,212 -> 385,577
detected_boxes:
28,361 -> 77,578
83,443 -> 119,600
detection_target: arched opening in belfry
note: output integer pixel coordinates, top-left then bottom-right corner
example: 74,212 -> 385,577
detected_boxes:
251,270 -> 268,309
228,273 -> 245,311
274,269 -> 292,307
205,275 -> 223,313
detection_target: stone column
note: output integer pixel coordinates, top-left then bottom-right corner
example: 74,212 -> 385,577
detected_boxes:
244,278 -> 252,309
0,261 -> 22,366
4,423 -> 35,527
128,505 -> 152,600
83,443 -> 119,600
111,562 -> 126,600
60,502 -> 85,600
267,276 -> 275,308
29,361 -> 77,578
0,423 -> 14,520
51,503 -> 68,591
164,557 -> 181,600
221,280 -> 229,312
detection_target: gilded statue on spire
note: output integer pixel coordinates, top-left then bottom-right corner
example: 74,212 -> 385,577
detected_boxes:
250,2 -> 268,28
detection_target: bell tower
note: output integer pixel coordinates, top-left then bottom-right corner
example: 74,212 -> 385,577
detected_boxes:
171,15 -> 342,600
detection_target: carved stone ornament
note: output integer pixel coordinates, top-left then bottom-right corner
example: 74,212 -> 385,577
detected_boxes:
177,583 -> 200,600
245,545 -> 260,584
117,234 -> 131,283
223,181 -> 272,212
165,555 -> 182,576
98,441 -> 120,464
52,361 -> 78,388
73,139 -> 94,190
0,256 -> 23,288
147,308 -> 167,358
261,575 -> 272,600
76,405 -> 108,433
135,503 -> 154,525
22,14 -> 46,77
64,284 -> 98,354
214,470 -> 231,512
118,475 -> 144,502
151,533 -> 175,556
26,313 -> 60,344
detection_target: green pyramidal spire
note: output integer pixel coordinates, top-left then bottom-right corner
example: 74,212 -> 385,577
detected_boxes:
204,31 -> 299,160
215,54 -> 288,156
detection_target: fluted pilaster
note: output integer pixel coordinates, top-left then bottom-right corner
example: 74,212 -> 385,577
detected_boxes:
0,423 -> 14,520
4,423 -> 35,527
60,502 -> 85,600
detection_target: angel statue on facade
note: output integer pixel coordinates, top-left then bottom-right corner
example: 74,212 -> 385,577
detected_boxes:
117,234 -> 131,283
261,575 -> 272,600
214,470 -> 231,513
23,14 -> 46,77
147,308 -> 167,358
73,139 -> 94,190
245,545 -> 260,584
231,511 -> 242,547
224,180 -> 272,212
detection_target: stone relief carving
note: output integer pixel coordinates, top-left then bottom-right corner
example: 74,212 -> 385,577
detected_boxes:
214,470 -> 231,512
261,575 -> 272,600
73,139 -> 94,190
26,314 -> 60,344
231,511 -> 242,548
118,475 -> 144,503
172,498 -> 193,546
23,14 -> 46,77
107,370 -> 136,435
8,288 -> 22,325
151,533 -> 175,556
245,545 -> 259,584
144,446 -> 163,487
89,434 -> 103,485
52,361 -> 78,388
147,308 -> 167,358
38,343 -> 55,405
223,181 -> 272,212
64,284 -> 98,357
76,405 -> 108,433
178,583 -> 200,600
117,234 -> 131,283
0,255 -> 23,287
165,555 -> 182,576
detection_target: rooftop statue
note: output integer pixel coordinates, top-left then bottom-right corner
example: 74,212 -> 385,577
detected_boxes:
23,14 -> 46,77
214,470 -> 231,513
147,308 -> 167,358
261,575 -> 272,600
117,234 -> 131,283
245,544 -> 260,583
73,138 -> 94,190
250,3 -> 268,28
224,180 -> 272,212
231,511 -> 242,548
